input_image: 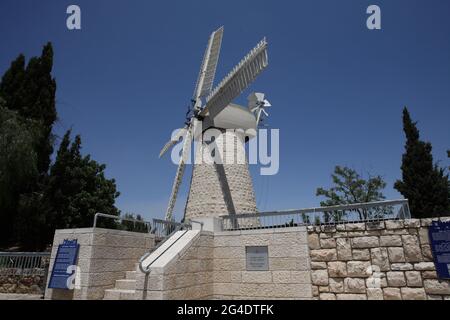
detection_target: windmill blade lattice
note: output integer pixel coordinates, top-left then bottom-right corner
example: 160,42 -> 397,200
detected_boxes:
201,38 -> 268,119
164,126 -> 193,221
193,26 -> 224,102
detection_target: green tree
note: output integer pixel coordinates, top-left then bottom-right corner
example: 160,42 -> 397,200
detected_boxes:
394,108 -> 450,218
0,43 -> 57,175
0,55 -> 26,112
41,130 -> 120,242
0,43 -> 57,248
316,165 -> 387,221
120,213 -> 149,233
0,99 -> 43,247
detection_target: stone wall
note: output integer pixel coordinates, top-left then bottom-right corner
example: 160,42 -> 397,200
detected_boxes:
0,274 -> 45,295
42,216 -> 450,300
212,227 -> 312,299
135,231 -> 214,300
45,228 -> 154,300
135,227 -> 312,300
307,218 -> 450,300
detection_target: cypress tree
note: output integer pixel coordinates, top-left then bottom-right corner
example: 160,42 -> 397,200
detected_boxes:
20,43 -> 57,174
0,43 -> 57,248
42,130 -> 120,242
394,107 -> 450,217
0,54 -> 25,111
0,43 -> 57,175
0,99 -> 41,247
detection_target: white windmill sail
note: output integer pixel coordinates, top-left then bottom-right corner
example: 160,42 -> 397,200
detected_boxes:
200,38 -> 268,119
193,26 -> 224,103
161,27 -> 223,221
159,125 -> 188,158
164,127 -> 192,221
159,27 -> 269,223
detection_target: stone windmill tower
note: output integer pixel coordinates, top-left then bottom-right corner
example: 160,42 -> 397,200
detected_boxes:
159,26 -> 270,221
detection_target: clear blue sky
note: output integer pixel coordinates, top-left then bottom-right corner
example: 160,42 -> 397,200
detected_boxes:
1,0 -> 449,221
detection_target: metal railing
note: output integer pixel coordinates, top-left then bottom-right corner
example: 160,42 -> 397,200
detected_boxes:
221,199 -> 411,231
92,213 -> 197,241
0,252 -> 50,276
151,219 -> 186,241
93,212 -> 151,231
138,221 -> 192,274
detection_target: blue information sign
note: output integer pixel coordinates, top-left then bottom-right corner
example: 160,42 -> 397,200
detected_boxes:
48,239 -> 80,289
429,221 -> 450,279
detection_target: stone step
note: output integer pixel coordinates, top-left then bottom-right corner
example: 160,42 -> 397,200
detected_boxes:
104,289 -> 135,300
125,271 -> 137,280
115,279 -> 136,290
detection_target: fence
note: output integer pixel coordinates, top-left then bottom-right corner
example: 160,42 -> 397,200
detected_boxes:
93,212 -> 151,232
151,219 -> 189,242
221,199 -> 411,231
92,213 -> 190,239
0,252 -> 50,276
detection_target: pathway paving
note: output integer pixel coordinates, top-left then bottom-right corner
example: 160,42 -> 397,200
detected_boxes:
0,293 -> 43,300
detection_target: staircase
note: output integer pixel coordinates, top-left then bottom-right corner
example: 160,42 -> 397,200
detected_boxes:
103,270 -> 137,300
103,221 -> 193,300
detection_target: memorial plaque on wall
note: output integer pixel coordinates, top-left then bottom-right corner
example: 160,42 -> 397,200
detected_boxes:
48,239 -> 80,289
246,246 -> 269,271
429,221 -> 450,279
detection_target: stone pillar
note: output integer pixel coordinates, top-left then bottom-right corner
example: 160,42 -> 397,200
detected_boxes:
185,129 -> 257,220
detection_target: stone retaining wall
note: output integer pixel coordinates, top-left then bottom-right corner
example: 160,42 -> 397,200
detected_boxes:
307,218 -> 450,300
0,274 -> 45,295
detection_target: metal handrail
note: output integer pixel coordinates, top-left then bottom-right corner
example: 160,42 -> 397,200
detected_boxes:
93,212 -> 151,230
187,219 -> 204,228
138,222 -> 192,274
221,199 -> 411,231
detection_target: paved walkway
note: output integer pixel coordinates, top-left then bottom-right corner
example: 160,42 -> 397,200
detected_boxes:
0,293 -> 43,300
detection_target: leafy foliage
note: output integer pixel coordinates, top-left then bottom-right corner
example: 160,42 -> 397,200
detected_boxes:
120,213 -> 149,233
394,108 -> 450,218
316,165 -> 387,221
0,44 -> 122,249
42,130 -> 120,236
0,43 -> 57,175
0,44 -> 57,249
0,100 -> 43,246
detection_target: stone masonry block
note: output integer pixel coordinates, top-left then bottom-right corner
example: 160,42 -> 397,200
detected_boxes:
347,261 -> 371,277
386,271 -> 406,287
379,235 -> 402,247
311,269 -> 329,286
387,247 -> 405,263
310,249 -> 337,262
401,287 -> 426,300
336,238 -> 352,261
351,236 -> 379,249
328,261 -> 347,278
352,249 -> 370,261
405,271 -> 422,287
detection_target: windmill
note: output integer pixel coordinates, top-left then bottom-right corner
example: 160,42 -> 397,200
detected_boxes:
159,26 -> 270,222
